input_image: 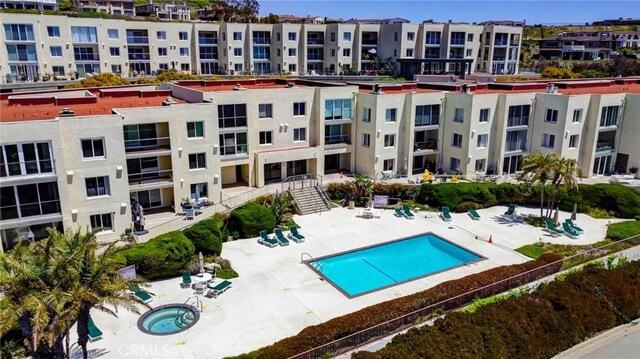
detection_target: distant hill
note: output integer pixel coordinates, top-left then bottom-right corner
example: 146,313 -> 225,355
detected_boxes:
133,0 -> 212,9
524,25 -> 638,40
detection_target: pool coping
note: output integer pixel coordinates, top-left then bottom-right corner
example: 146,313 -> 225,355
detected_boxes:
304,231 -> 487,298
137,303 -> 201,336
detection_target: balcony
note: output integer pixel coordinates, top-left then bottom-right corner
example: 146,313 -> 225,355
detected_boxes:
220,144 -> 248,158
307,54 -> 324,61
128,169 -> 174,190
0,159 -> 56,183
325,134 -> 351,145
494,40 -> 508,46
595,141 -> 615,153
198,37 -> 218,45
124,137 -> 171,157
414,139 -> 438,152
425,40 -> 440,46
505,141 -> 526,152
450,39 -> 465,46
362,39 -> 378,46
74,54 -> 100,61
562,45 -> 586,52
128,53 -> 151,61
127,36 -> 149,44
307,38 -> 324,46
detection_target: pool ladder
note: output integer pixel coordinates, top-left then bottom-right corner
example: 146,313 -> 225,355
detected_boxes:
462,255 -> 479,267
301,252 -> 324,272
175,296 -> 203,328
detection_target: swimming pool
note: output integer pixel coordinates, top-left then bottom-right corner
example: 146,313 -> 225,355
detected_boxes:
307,232 -> 485,297
137,304 -> 200,335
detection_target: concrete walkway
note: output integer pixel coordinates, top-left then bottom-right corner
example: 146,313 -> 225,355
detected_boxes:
554,321 -> 640,359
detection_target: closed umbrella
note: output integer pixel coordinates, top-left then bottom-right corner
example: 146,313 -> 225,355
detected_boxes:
553,207 -> 560,225
571,202 -> 577,221
194,184 -> 201,205
199,252 -> 204,276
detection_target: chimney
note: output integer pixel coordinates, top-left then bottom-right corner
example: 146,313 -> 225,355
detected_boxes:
461,83 -> 470,93
162,97 -> 177,106
286,82 -> 295,88
59,108 -> 75,117
370,83 -> 382,94
546,83 -> 556,94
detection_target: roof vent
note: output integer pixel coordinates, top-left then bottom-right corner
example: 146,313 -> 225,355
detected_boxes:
370,83 -> 383,94
546,83 -> 557,94
461,83 -> 470,93
286,82 -> 295,88
162,97 -> 177,106
233,83 -> 247,91
59,108 -> 75,117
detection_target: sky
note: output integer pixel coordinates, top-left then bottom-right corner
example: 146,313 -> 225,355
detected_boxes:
258,1 -> 640,25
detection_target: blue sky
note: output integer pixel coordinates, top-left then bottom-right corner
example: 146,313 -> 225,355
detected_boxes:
259,1 -> 640,25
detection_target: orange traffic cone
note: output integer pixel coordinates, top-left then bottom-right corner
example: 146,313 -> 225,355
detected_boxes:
488,234 -> 493,244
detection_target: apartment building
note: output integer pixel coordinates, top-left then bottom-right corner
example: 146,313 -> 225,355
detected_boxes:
1,13 -> 523,81
73,0 -> 135,16
539,29 -> 640,61
0,0 -> 56,10
135,2 -> 191,21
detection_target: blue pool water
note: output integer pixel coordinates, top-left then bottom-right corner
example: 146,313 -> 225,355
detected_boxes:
138,304 -> 199,335
309,233 -> 483,297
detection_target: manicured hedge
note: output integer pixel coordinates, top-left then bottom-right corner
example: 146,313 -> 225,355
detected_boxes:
607,220 -> 640,241
239,253 -> 563,358
184,217 -> 224,255
228,202 -> 276,238
326,182 -> 417,202
118,231 -> 195,279
353,261 -> 640,359
556,184 -> 640,219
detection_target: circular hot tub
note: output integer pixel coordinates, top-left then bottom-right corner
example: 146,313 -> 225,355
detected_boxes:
137,304 -> 200,335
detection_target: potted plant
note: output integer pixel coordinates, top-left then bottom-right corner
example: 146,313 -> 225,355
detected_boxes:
630,167 -> 638,179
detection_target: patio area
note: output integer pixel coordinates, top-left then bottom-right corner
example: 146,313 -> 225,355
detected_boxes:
74,203 -> 625,358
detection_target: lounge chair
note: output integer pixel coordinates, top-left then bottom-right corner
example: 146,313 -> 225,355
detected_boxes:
562,222 -> 580,239
402,204 -> 415,219
565,219 -> 584,234
88,316 -> 103,342
440,206 -> 452,222
394,207 -> 405,217
206,280 -> 232,298
545,219 -> 564,237
258,230 -> 278,248
181,271 -> 192,288
274,228 -> 290,246
194,282 -> 205,295
468,208 -> 481,220
185,208 -> 195,220
129,283 -> 153,303
504,204 -> 517,216
288,225 -> 305,243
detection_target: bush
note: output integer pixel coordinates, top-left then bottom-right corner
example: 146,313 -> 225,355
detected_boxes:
118,231 -> 195,279
216,268 -> 239,279
184,217 -> 224,255
327,182 -> 417,202
228,203 -> 276,238
454,201 -> 480,213
607,220 -> 640,241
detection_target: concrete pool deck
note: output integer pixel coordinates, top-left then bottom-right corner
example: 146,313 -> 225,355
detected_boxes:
75,205 -> 625,358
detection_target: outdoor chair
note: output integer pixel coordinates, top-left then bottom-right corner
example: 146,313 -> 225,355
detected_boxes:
545,219 -> 565,237
259,230 -> 278,248
468,208 -> 481,220
274,228 -> 290,246
194,282 -> 205,295
394,207 -> 405,218
562,222 -> 580,239
129,283 -> 153,303
504,204 -> 517,216
205,280 -> 232,298
565,219 -> 584,234
88,316 -> 103,342
440,206 -> 452,222
185,208 -> 195,220
288,226 -> 305,243
402,204 -> 415,219
181,271 -> 192,288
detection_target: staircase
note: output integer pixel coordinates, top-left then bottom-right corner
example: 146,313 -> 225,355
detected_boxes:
290,185 -> 331,215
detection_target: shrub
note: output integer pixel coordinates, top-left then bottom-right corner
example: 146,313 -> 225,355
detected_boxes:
118,231 -> 195,279
183,218 -> 223,256
607,220 -> 640,241
416,183 -> 500,209
228,203 -> 275,238
216,268 -> 239,279
454,201 -> 480,213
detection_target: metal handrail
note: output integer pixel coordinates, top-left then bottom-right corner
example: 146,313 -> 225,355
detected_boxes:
281,173 -> 324,192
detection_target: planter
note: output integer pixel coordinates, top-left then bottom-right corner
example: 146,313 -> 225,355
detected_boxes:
348,201 -> 355,209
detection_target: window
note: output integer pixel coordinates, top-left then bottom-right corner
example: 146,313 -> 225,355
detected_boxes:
541,133 -> 555,148
508,105 -> 530,126
47,26 -> 60,38
450,157 -> 461,172
293,102 -> 306,116
106,29 -> 118,40
258,104 -> 272,118
393,49 -> 397,57
234,47 -> 242,56
70,26 -> 98,43
415,104 -> 440,126
572,109 -> 583,123
475,159 -> 486,171
233,32 -> 242,40
600,106 -> 619,127
0,182 -> 60,220
466,49 -> 473,57
222,32 -> 226,41
259,131 -> 273,145
384,134 -> 395,148
158,47 -> 167,56
544,109 -> 558,123
6,44 -> 37,61
383,159 -> 395,171
218,104 -> 247,128
90,213 -> 113,232
180,47 -> 189,56
219,132 -> 248,156
293,128 -> 306,142
385,108 -> 397,122
342,48 -> 351,57
330,32 -> 336,41
477,134 -> 488,148
407,32 -> 415,41
288,48 -> 296,56
406,49 -> 414,57
52,66 -> 65,76
505,129 -> 527,152
289,64 -> 296,72
85,176 -> 110,197
159,63 -> 169,71
157,31 -> 166,40
362,133 -> 371,147
181,63 -> 190,72
394,32 -> 398,41
49,46 -> 62,57
362,108 -> 372,123
81,138 -> 105,158
569,134 -> 579,148
187,121 -> 204,138
450,32 -> 465,45
190,183 -> 208,198
1,142 -> 54,178
179,32 -> 188,40
288,32 -> 296,41
479,108 -> 490,122
234,63 -> 243,72
454,108 -> 464,123
253,46 -> 270,60
343,32 -> 351,41
452,133 -> 463,147
331,49 -> 336,57
425,31 -> 441,45
4,24 -> 35,41
109,47 -> 120,57
324,99 -> 352,120
189,153 -> 206,169
467,33 -> 474,42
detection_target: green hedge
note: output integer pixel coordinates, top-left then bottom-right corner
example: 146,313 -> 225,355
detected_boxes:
353,261 -> 640,358
326,182 -> 417,202
228,203 -> 275,238
184,217 -> 224,255
607,220 -> 640,241
118,231 -> 195,280
239,253 -> 562,358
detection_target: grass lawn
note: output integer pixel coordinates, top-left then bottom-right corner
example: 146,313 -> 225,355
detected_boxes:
216,268 -> 239,279
515,244 -> 546,259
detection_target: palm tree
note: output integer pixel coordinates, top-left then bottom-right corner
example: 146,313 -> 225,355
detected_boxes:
548,156 -> 581,217
518,151 -> 558,218
346,173 -> 373,206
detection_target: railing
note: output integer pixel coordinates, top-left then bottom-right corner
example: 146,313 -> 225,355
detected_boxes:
507,117 -> 529,127
124,137 -> 171,152
281,173 -> 323,192
199,54 -> 219,60
1,200 -> 61,220
307,54 -> 324,61
505,141 -> 527,152
324,134 -> 351,145
494,40 -> 509,46
220,144 -> 248,157
198,37 -> 218,45
425,40 -> 440,45
0,159 -> 55,178
450,39 -> 465,46
307,39 -> 324,45
415,118 -> 439,127
128,169 -> 173,185
252,39 -> 271,45
362,39 -> 377,45
493,56 -> 506,61
414,139 -> 438,152
126,36 -> 149,44
128,53 -> 151,61
595,141 -> 615,152
562,45 -> 586,51
74,54 -> 100,61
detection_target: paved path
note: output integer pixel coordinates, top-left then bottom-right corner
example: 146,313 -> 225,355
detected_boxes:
554,321 -> 640,359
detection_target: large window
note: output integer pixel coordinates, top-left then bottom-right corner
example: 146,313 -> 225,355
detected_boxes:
425,31 -> 441,45
6,44 -> 37,62
600,106 -> 619,127
81,138 -> 105,159
453,108 -> 464,123
450,32 -> 466,45
507,105 -> 530,127
123,124 -> 158,149
385,108 -> 397,122
253,46 -> 270,60
252,31 -> 270,44
90,213 -> 113,232
452,133 -> 463,148
293,102 -> 306,116
219,132 -> 248,156
259,131 -> 273,145
450,157 -> 461,172
0,182 -> 60,220
85,176 -> 110,197
190,183 -> 208,198
293,128 -> 306,142
71,26 -> 98,43
0,142 -> 53,177
3,24 -> 35,41
384,134 -> 395,148
544,109 -> 558,123
218,104 -> 247,128
258,104 -> 272,119
187,121 -> 204,138
415,104 -> 440,126
505,130 -> 527,152
188,153 -> 206,169
324,99 -> 352,120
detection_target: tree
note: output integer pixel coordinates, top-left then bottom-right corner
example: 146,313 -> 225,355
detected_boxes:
263,192 -> 293,224
518,152 -> 558,218
260,13 -> 280,24
58,0 -> 73,11
346,174 -> 374,206
547,156 -> 581,217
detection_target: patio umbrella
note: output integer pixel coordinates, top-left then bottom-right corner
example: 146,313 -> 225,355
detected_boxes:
199,252 -> 204,275
194,184 -> 201,204
553,207 -> 560,225
571,203 -> 578,221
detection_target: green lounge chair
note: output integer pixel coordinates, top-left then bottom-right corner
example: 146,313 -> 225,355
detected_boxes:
394,207 -> 405,217
562,222 -> 580,239
181,271 -> 192,288
206,280 -> 232,298
129,283 -> 153,303
565,219 -> 584,234
274,228 -> 290,246
88,315 -> 103,342
402,204 -> 415,219
259,230 -> 278,248
504,204 -> 517,216
288,226 -> 305,243
545,219 -> 564,237
441,206 -> 452,222
468,208 -> 481,220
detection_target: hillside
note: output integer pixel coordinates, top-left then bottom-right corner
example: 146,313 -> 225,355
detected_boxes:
524,24 -> 638,40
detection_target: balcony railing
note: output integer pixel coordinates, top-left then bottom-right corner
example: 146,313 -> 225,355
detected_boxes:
128,53 -> 151,61
1,159 -> 55,178
220,144 -> 248,157
198,37 -> 218,45
74,54 -> 100,61
308,54 -> 324,61
362,39 -> 377,45
494,40 -> 508,46
325,134 -> 351,145
252,38 -> 271,45
425,40 -> 440,45
493,56 -> 506,61
414,139 -> 438,152
126,36 -> 149,44
450,39 -> 465,46
128,169 -> 173,185
595,141 -> 615,152
505,141 -> 527,152
562,45 -> 585,51
307,39 -> 324,45
1,200 -> 61,221
124,137 -> 170,152
507,117 -> 529,127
